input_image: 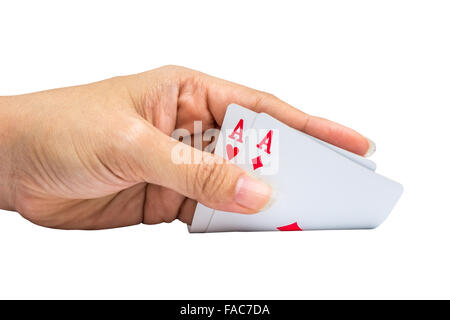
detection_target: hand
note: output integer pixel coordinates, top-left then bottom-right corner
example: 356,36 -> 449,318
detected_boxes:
0,65 -> 373,229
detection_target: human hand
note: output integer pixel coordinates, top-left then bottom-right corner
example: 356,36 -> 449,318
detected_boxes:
0,66 -> 373,229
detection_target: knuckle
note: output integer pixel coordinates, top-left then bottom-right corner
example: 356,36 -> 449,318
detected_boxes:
254,91 -> 278,112
143,203 -> 178,225
193,161 -> 228,199
159,64 -> 186,75
16,196 -> 54,226
110,119 -> 150,151
161,64 -> 182,71
16,199 -> 36,218
261,91 -> 278,101
100,119 -> 152,180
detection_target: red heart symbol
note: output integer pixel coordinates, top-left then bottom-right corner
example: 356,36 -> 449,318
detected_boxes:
226,144 -> 239,160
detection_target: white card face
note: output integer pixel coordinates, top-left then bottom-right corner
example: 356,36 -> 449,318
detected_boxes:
206,113 -> 403,232
188,203 -> 214,233
189,104 -> 379,233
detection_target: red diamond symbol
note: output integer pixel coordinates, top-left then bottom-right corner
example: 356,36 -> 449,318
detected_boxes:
277,222 -> 303,231
252,156 -> 263,170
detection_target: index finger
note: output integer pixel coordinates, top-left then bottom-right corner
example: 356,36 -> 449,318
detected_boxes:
202,73 -> 373,157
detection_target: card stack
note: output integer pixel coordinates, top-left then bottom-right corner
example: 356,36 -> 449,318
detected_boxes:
189,104 -> 403,233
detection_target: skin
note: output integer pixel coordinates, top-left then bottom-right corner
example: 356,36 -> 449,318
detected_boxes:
0,65 -> 371,229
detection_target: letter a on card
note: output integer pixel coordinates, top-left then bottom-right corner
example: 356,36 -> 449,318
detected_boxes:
228,119 -> 244,143
257,130 -> 273,154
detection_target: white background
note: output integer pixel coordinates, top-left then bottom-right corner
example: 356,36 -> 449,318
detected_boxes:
0,0 -> 449,299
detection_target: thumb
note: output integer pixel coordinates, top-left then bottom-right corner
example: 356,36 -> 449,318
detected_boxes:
137,125 -> 272,213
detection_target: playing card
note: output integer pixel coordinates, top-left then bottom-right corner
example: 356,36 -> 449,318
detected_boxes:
215,104 -> 258,167
188,104 -> 258,232
205,112 -> 403,232
189,104 -> 380,233
188,203 -> 214,233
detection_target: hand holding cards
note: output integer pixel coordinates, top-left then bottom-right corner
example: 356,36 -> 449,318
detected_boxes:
189,104 -> 403,233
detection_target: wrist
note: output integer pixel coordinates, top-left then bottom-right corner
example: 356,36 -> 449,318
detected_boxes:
0,96 -> 19,211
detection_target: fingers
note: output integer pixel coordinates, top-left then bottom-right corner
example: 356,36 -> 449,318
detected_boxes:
202,73 -> 373,156
133,124 -> 272,214
177,198 -> 197,225
298,116 -> 373,156
143,185 -> 186,224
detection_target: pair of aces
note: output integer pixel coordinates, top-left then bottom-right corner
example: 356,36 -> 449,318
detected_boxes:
188,104 -> 403,233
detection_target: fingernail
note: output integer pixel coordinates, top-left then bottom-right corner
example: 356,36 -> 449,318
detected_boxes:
234,174 -> 272,211
364,137 -> 376,157
260,187 -> 277,211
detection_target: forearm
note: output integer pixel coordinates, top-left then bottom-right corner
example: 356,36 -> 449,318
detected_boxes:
0,96 -> 18,211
